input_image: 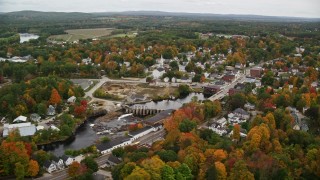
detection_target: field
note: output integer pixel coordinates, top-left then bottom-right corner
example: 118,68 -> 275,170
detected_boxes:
48,28 -> 115,42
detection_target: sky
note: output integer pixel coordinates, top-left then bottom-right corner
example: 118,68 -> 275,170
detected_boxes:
0,0 -> 319,18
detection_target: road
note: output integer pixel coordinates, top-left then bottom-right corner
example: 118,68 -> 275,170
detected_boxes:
36,153 -> 111,180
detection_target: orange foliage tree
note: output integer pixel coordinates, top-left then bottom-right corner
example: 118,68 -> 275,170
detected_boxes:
49,88 -> 61,105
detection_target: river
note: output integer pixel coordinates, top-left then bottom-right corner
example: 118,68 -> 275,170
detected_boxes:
43,93 -> 207,156
19,33 -> 39,43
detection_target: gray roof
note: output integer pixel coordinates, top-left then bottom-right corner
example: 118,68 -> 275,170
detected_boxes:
107,155 -> 122,164
233,108 -> 249,116
3,124 -> 36,137
145,109 -> 174,125
96,136 -> 131,152
129,126 -> 153,137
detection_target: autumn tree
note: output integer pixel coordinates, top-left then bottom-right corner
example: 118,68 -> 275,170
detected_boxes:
49,88 -> 61,105
68,161 -> 87,178
15,162 -> 25,180
232,124 -> 241,142
27,160 -> 39,177
229,160 -> 254,180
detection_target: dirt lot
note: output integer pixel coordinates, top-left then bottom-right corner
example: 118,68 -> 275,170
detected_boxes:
48,28 -> 115,42
100,83 -> 178,101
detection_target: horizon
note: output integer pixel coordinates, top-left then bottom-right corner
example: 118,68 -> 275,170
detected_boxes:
1,10 -> 320,20
0,0 -> 319,18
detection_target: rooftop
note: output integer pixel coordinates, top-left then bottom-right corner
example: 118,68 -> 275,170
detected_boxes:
144,109 -> 174,125
96,136 -> 131,152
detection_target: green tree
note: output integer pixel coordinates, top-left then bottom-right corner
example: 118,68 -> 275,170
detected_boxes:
229,93 -> 246,110
81,156 -> 98,172
14,162 -> 25,180
178,84 -> 191,97
112,147 -> 125,158
179,119 -> 197,133
161,165 -> 175,180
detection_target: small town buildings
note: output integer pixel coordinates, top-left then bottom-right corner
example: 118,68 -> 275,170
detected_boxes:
47,105 -> 56,116
13,115 -> 27,123
67,96 -> 76,104
97,136 -> 132,154
3,122 -> 36,137
82,57 -> 92,64
105,155 -> 122,167
203,85 -> 221,95
43,160 -> 57,173
244,103 -> 256,111
30,113 -> 41,122
61,155 -> 75,166
53,157 -> 65,170
208,117 -> 227,136
233,108 -> 250,120
152,67 -> 166,79
222,74 -> 236,83
228,83 -> 246,96
144,109 -> 174,126
129,126 -> 157,141
250,67 -> 263,78
177,77 -> 192,83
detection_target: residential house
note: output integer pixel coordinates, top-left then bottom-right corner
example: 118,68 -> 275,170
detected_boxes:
97,136 -> 132,154
129,126 -> 157,141
233,108 -> 250,120
47,105 -> 56,116
177,77 -> 192,83
208,117 -> 227,136
61,155 -> 75,166
235,63 -> 244,69
67,96 -> 76,104
244,103 -> 255,111
3,122 -> 36,137
144,109 -> 174,126
43,160 -> 57,173
152,67 -> 166,79
105,155 -> 122,167
82,57 -> 92,64
30,113 -> 41,122
53,157 -> 65,170
13,115 -> 27,123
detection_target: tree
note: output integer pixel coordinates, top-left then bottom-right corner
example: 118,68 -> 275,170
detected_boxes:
49,88 -> 61,105
178,84 -> 191,97
37,103 -> 47,116
161,165 -> 175,180
68,161 -> 87,178
215,161 -> 227,180
179,119 -> 197,133
156,150 -> 178,162
229,161 -> 254,180
205,165 -> 218,180
81,156 -> 98,172
169,61 -> 179,71
112,147 -> 125,158
125,167 -> 151,180
15,162 -> 25,180
232,124 -> 241,142
27,160 -> 39,177
229,93 -> 246,110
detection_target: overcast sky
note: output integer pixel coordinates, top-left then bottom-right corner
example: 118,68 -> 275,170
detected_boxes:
0,0 -> 319,18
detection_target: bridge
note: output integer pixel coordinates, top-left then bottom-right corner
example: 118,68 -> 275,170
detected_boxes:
123,105 -> 165,116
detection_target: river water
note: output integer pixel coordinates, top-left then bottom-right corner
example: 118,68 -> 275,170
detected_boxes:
43,93 -> 206,156
19,33 -> 39,43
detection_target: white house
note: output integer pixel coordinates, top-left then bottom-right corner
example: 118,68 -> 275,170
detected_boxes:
82,57 -> 92,64
208,117 -> 227,136
61,155 -> 75,166
47,105 -> 56,116
128,126 -> 156,141
152,67 -> 166,79
67,96 -> 76,103
53,157 -> 65,170
30,113 -> 41,122
13,115 -> 27,123
43,160 -> 57,173
244,103 -> 255,111
97,136 -> 132,154
233,108 -> 250,120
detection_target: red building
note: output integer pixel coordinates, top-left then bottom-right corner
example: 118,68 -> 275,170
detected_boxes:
222,74 -> 235,82
250,67 -> 263,78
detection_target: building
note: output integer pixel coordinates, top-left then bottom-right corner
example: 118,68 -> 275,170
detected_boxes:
53,157 -> 65,170
105,155 -> 122,167
43,160 -> 57,173
233,108 -> 250,120
128,126 -> 157,141
203,85 -> 221,95
47,105 -> 56,116
250,67 -> 263,78
222,74 -> 236,83
61,155 -> 75,166
152,67 -> 166,79
228,83 -> 246,96
244,103 -> 255,111
177,77 -> 192,83
144,109 -> 174,126
96,136 -> 132,154
3,122 -> 36,137
82,57 -> 92,64
13,115 -> 27,123
30,113 -> 41,122
67,96 -> 76,104
208,117 -> 227,136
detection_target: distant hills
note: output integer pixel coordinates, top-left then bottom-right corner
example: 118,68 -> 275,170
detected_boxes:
1,10 -> 319,22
